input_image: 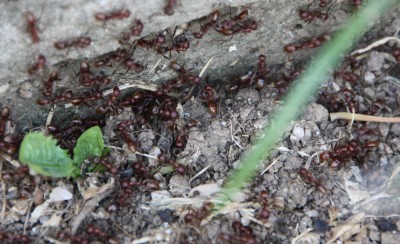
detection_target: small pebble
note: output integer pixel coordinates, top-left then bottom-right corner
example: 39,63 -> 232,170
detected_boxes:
364,71 -> 376,85
18,81 -> 33,98
313,219 -> 329,233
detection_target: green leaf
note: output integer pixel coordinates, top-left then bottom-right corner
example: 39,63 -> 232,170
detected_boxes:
19,132 -> 77,177
73,126 -> 104,166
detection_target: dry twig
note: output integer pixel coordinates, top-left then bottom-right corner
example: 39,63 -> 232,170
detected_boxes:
351,36 -> 400,56
330,112 -> 400,123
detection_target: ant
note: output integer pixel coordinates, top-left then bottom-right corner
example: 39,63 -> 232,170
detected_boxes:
299,168 -> 326,193
0,106 -> 19,155
137,32 -> 166,50
26,11 -> 40,43
164,0 -> 177,15
174,120 -> 197,149
0,232 -> 30,244
227,54 -> 270,91
392,48 -> 400,61
0,107 -> 10,138
334,70 -> 359,86
214,9 -> 257,36
69,90 -> 103,106
202,85 -> 219,116
115,120 -> 140,152
319,139 -> 379,169
219,221 -> 257,243
93,156 -> 119,174
298,9 -> 328,22
158,153 -> 186,174
192,10 -> 220,38
93,48 -> 129,67
54,36 -> 91,49
184,202 -> 214,224
41,71 -> 60,97
257,190 -> 271,220
319,0 -> 328,7
119,19 -> 143,44
124,58 -> 144,72
284,34 -> 330,53
257,54 -> 268,77
95,9 -> 130,21
36,89 -> 74,106
96,86 -> 122,114
77,61 -> 110,87
27,54 -> 46,75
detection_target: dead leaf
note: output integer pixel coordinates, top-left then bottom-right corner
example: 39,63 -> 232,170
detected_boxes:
327,213 -> 365,243
10,199 -> 30,215
292,229 -> 320,244
42,214 -> 62,227
70,177 -> 115,235
81,177 -> 115,201
49,187 -> 73,202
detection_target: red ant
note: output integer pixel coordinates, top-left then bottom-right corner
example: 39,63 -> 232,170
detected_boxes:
319,0 -> 328,7
184,202 -> 214,224
41,71 -> 60,97
232,9 -> 249,21
93,156 -> 119,174
0,231 -> 30,244
115,120 -> 140,152
174,120 -> 197,149
124,58 -> 144,72
27,54 -> 46,75
137,32 -> 166,50
214,9 -> 257,36
298,9 -> 328,22
284,34 -> 330,53
164,0 -> 177,15
158,153 -> 186,174
193,10 -> 220,38
26,11 -> 40,43
257,190 -> 271,220
96,86 -> 122,114
334,70 -> 359,85
368,98 -> 385,115
69,90 -> 103,106
119,19 -> 143,44
0,107 -> 10,138
299,168 -> 326,193
284,44 -> 298,53
392,48 -> 400,61
93,48 -> 129,67
95,9 -> 130,21
77,61 -> 110,87
319,139 -> 379,169
54,36 -> 91,49
36,89 -> 74,106
202,85 -> 219,116
257,54 -> 268,77
219,221 -> 257,243
0,107 -> 19,155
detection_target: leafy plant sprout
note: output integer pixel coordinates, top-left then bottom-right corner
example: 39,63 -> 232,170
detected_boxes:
215,0 -> 399,209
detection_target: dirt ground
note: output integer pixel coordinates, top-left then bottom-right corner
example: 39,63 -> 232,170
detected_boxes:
2,1 -> 400,244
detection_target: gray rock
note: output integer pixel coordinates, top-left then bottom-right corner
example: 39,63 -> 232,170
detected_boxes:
367,51 -> 385,71
303,103 -> 329,123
